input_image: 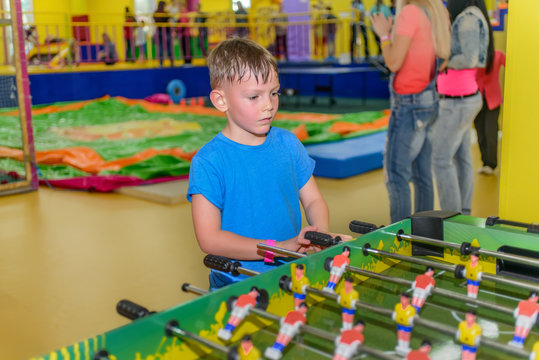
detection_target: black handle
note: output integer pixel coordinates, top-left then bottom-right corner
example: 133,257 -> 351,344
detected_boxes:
349,220 -> 380,234
116,299 -> 152,320
203,255 -> 240,276
304,231 -> 341,247
485,216 -> 539,234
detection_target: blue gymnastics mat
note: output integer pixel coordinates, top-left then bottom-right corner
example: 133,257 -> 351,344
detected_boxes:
305,131 -> 386,179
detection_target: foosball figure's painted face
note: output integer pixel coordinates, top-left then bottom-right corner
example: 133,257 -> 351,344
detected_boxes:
298,302 -> 308,315
425,267 -> 434,277
296,265 -> 305,279
470,253 -> 479,266
401,294 -> 410,308
248,287 -> 259,299
344,278 -> 354,293
419,341 -> 432,354
342,247 -> 350,257
354,320 -> 365,332
465,311 -> 476,326
530,291 -> 538,303
241,335 -> 254,353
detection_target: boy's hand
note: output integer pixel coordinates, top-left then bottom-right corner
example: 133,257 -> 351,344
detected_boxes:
279,226 -> 320,254
329,232 -> 354,241
296,225 -> 323,253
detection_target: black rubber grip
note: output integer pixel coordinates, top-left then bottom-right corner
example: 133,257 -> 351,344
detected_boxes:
203,255 -> 240,276
454,265 -> 465,279
304,231 -> 340,247
116,299 -> 151,320
349,220 -> 379,234
204,254 -> 234,273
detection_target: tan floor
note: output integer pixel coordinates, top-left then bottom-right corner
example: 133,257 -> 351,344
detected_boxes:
0,143 -> 499,359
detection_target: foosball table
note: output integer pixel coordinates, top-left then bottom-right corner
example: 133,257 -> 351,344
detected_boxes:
36,212 -> 539,360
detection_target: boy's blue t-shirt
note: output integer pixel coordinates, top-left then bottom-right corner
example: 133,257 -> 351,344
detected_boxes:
187,127 -> 315,288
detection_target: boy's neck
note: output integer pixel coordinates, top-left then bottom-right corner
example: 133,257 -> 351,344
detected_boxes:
222,125 -> 268,146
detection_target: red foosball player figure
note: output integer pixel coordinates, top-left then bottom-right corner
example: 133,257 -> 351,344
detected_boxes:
218,287 -> 260,341
333,320 -> 365,360
456,309 -> 482,360
323,246 -> 351,293
411,267 -> 436,312
392,293 -> 417,356
509,291 -> 539,348
291,263 -> 310,310
406,339 -> 432,360
264,303 -> 308,360
337,277 -> 359,331
463,252 -> 483,299
229,334 -> 261,360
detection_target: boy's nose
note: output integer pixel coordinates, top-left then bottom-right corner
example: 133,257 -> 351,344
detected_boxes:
263,95 -> 274,112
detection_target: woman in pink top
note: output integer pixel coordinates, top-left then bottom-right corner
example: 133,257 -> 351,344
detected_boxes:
371,0 -> 450,223
428,0 -> 494,215
474,50 -> 505,175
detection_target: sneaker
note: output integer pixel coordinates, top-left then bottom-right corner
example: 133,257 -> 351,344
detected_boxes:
477,166 -> 494,175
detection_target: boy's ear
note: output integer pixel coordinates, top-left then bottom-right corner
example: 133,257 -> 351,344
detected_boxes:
209,89 -> 228,112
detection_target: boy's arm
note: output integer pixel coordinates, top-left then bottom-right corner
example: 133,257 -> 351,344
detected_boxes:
191,194 -> 316,260
299,176 -> 329,232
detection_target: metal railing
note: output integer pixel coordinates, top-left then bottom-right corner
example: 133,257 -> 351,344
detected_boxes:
0,9 -> 380,69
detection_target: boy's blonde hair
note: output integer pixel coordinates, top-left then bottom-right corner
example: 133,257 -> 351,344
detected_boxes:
208,37 -> 278,89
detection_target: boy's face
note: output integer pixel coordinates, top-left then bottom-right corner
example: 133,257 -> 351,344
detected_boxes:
211,70 -> 280,145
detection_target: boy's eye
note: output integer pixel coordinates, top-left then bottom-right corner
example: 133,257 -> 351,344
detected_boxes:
248,95 -> 258,100
272,92 -> 281,97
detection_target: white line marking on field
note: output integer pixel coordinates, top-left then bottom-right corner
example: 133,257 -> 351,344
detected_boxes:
479,289 -> 521,302
434,270 -> 446,278
451,311 -> 462,322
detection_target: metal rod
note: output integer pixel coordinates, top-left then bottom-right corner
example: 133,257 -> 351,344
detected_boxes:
257,243 -> 536,306
183,283 -> 400,359
365,247 -> 539,292
167,324 -> 231,354
296,282 -> 528,358
257,243 -> 307,258
346,265 -> 514,315
237,267 -> 260,277
391,232 -> 539,269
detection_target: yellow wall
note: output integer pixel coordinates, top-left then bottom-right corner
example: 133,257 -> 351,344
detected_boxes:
203,0 -> 231,12
499,0 -> 539,223
33,0 -> 71,41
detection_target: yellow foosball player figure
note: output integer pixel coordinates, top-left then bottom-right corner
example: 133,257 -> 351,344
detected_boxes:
411,267 -> 436,312
510,291 -> 539,348
228,334 -> 261,360
324,246 -> 351,293
332,320 -> 365,360
265,303 -> 308,360
463,252 -> 483,299
218,287 -> 260,341
291,263 -> 310,310
392,293 -> 417,356
456,309 -> 482,360
530,341 -> 539,360
406,339 -> 432,360
337,277 -> 359,331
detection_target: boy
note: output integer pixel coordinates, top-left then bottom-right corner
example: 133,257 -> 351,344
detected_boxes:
187,38 -> 330,289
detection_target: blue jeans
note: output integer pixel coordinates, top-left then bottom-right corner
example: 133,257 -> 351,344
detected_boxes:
429,93 -> 482,214
385,76 -> 438,223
